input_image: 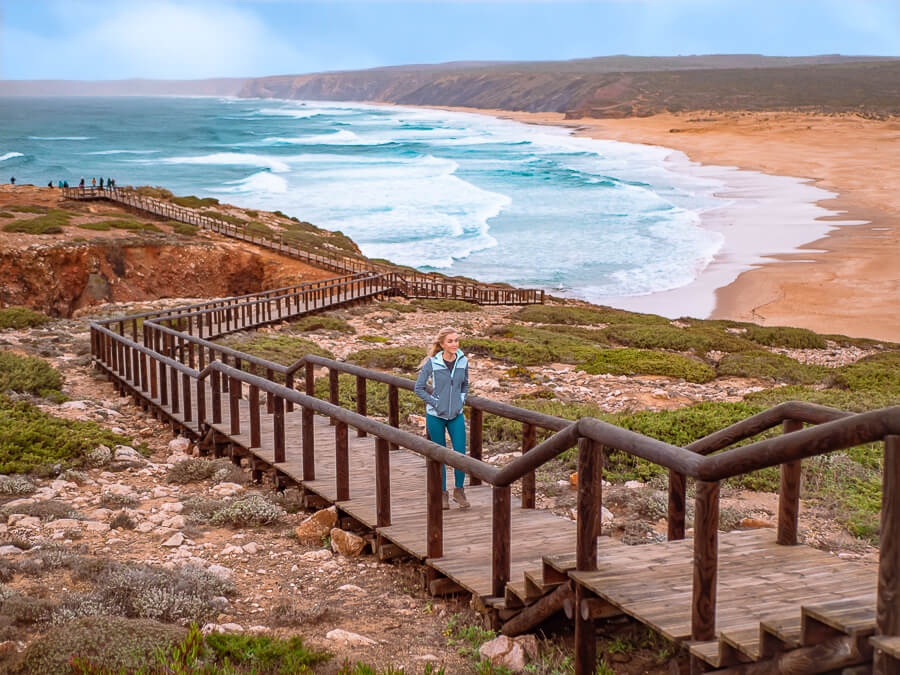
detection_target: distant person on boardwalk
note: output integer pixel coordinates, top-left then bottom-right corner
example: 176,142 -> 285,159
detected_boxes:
9,177 -> 14,185
414,327 -> 471,510
91,177 -> 96,187
99,177 -> 104,188
58,180 -> 63,188
48,181 -> 53,188
79,177 -> 85,188
63,181 -> 68,188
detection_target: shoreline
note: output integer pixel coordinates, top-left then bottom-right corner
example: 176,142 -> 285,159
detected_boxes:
409,105 -> 900,341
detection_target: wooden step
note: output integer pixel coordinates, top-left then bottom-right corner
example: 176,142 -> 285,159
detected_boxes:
760,615 -> 803,658
504,582 -> 526,608
688,641 -> 722,668
719,626 -> 764,662
801,593 -> 876,645
870,635 -> 900,660
524,567 -> 562,598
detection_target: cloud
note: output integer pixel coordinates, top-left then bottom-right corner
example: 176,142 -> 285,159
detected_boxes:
2,1 -> 312,79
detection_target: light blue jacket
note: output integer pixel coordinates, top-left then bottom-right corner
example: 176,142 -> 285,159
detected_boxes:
414,350 -> 469,420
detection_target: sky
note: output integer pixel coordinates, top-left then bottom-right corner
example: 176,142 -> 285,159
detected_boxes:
1,0 -> 899,80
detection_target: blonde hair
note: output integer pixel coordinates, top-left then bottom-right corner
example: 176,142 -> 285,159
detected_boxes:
419,327 -> 458,369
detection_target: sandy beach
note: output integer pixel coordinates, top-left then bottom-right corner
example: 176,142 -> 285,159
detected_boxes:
426,107 -> 900,342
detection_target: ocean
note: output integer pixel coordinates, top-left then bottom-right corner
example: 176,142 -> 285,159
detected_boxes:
1,96 -> 757,309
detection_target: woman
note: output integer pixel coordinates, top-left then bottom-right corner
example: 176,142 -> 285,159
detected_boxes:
414,327 -> 470,510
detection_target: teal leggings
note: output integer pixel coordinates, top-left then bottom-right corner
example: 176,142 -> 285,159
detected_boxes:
426,413 -> 467,490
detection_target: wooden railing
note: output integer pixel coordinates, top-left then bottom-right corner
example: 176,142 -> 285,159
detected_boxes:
63,186 -> 544,305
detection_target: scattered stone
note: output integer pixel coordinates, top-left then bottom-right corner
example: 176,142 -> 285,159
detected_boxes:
601,507 -> 614,524
210,482 -> 243,498
479,634 -> 536,672
221,544 -> 244,555
300,549 -> 332,562
739,517 -> 776,529
114,445 -> 146,463
45,518 -> 81,530
338,584 -> 365,593
168,437 -> 192,455
0,545 -> 24,555
207,564 -> 233,580
161,501 -> 184,513
220,623 -> 243,633
330,528 -> 366,557
84,521 -> 110,533
294,507 -> 338,543
61,400 -> 89,411
325,629 -> 377,647
103,483 -> 134,497
163,515 -> 186,529
162,532 -> 185,547
135,522 -> 155,533
242,542 -> 260,554
624,480 -> 644,489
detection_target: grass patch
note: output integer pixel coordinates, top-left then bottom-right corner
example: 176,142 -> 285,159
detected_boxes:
579,348 -> 716,383
411,299 -> 482,312
716,351 -> 827,383
172,195 -> 219,208
134,186 -> 174,199
0,395 -> 135,474
217,335 -> 334,368
7,205 -> 48,214
745,384 -> 900,413
209,494 -> 284,527
0,307 -> 52,330
3,209 -> 71,234
204,631 -> 331,673
281,219 -> 318,233
246,220 -> 274,238
489,324 -> 607,363
0,212 -> 14,218
76,219 -> 160,232
346,346 -> 426,373
314,373 -> 421,422
603,323 -> 757,354
744,325 -> 828,349
359,335 -> 390,343
512,304 -> 668,326
832,351 -> 900,394
462,338 -> 555,366
0,351 -> 64,397
208,210 -> 248,226
291,315 -> 355,334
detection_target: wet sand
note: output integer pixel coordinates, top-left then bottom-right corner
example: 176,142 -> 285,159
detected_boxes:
421,107 -> 900,342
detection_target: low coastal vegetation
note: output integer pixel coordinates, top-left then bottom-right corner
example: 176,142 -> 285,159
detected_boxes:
0,307 -> 52,330
2,209 -> 72,234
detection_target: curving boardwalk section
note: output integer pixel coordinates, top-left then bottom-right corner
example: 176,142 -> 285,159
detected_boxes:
79,190 -> 900,673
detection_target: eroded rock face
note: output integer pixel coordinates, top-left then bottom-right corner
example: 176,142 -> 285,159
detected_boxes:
294,507 -> 338,544
330,528 -> 366,557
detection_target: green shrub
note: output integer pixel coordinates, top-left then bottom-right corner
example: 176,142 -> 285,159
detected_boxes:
291,315 -> 355,334
359,335 -> 390,343
3,209 -> 71,234
461,338 -> 554,366
411,299 -> 482,313
0,475 -> 36,495
716,351 -> 827,384
246,220 -> 274,237
205,631 -> 331,672
217,335 -> 334,367
494,324 -> 608,359
0,212 -> 14,218
8,205 -> 48,214
0,396 -> 135,474
172,195 -> 218,208
314,373 -> 422,422
0,307 -> 52,330
579,348 -> 716,383
744,384 -> 898,412
347,346 -> 426,372
833,352 -> 900,394
281,219 -> 318,233
244,210 -> 259,218
171,222 -> 200,236
0,500 -> 79,522
208,210 -> 247,226
602,323 -> 756,354
512,305 -> 668,326
134,186 -> 174,200
744,325 -> 828,349
209,494 -> 284,527
14,616 -> 188,674
0,351 -> 64,397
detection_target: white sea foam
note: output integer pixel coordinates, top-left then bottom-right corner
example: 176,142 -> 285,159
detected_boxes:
260,130 -> 384,146
143,152 -> 291,173
219,171 -> 288,195
28,136 -> 91,141
86,149 -> 159,155
0,152 -> 24,162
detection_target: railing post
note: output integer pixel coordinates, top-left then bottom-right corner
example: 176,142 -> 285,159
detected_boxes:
169,365 -> 179,414
777,419 -> 803,545
356,375 -> 367,437
469,408 -> 483,486
229,376 -> 240,435
266,368 -> 275,413
388,384 -> 399,451
575,438 -> 602,675
285,371 -> 294,412
376,437 -> 391,527
492,485 -> 511,597
159,360 -> 168,406
691,480 -> 720,643
668,469 -> 687,541
249,385 -> 261,448
335,420 -> 349,501
876,435 -> 900,674
196,377 -> 206,427
427,458 -> 443,559
182,373 -> 191,422
328,368 -> 339,425
273,395 -> 285,463
211,369 -> 222,425
521,422 -> 536,508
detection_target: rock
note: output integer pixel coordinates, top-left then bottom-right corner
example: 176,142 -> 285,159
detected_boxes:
201,623 -> 224,635
242,542 -> 260,554
162,533 -> 184,547
221,544 -> 244,555
300,549 -> 332,562
601,507 -> 614,524
32,487 -> 59,501
148,513 -> 167,525
0,545 -> 23,555
161,501 -> 184,513
210,482 -> 243,498
61,400 -> 89,411
45,518 -> 82,530
207,564 -> 233,580
325,629 -> 376,647
330,528 -> 365,557
163,515 -> 186,529
248,625 -> 269,634
104,483 -> 134,497
624,480 -> 644,489
135,522 -> 155,533
7,515 -> 41,529
481,379 -> 501,391
220,623 -> 243,633
50,479 -> 77,491
407,414 -> 426,428
3,498 -> 35,510
87,508 -> 113,521
337,584 -> 365,593
739,518 -> 776,529
114,445 -> 146,463
152,487 -> 172,499
84,521 -> 110,533
479,635 -> 532,671
294,507 -> 338,543
168,437 -> 191,455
